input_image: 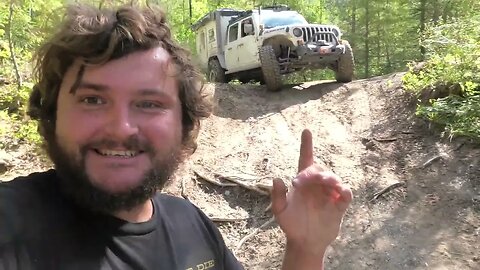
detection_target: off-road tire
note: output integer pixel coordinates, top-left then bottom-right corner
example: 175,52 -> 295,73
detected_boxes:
259,45 -> 282,92
335,41 -> 354,83
208,59 -> 226,83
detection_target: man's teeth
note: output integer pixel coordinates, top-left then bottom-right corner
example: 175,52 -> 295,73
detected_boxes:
97,150 -> 138,157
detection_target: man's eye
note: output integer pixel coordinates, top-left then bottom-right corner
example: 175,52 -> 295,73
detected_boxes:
137,101 -> 161,109
81,96 -> 104,105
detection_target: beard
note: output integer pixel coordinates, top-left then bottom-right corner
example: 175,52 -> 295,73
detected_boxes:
46,135 -> 183,214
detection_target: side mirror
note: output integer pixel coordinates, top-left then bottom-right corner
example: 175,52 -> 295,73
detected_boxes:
244,23 -> 254,35
259,24 -> 264,34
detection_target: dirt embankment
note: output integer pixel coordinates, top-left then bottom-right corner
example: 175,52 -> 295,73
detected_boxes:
175,73 -> 479,269
1,73 -> 479,269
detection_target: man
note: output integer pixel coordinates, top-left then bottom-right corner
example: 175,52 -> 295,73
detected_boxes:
0,3 -> 352,270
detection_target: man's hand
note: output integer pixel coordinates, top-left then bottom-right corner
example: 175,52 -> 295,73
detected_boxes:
271,129 -> 353,269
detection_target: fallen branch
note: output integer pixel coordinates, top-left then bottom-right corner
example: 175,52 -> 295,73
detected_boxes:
369,182 -> 406,202
194,169 -> 274,199
253,112 -> 276,120
215,173 -> 271,196
236,217 -> 275,251
264,202 -> 272,213
181,177 -> 188,199
210,217 -> 250,223
193,170 -> 237,187
421,153 -> 447,169
373,137 -> 398,142
453,142 -> 465,151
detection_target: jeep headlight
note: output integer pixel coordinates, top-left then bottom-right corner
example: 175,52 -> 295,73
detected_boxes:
292,28 -> 302,38
332,28 -> 339,37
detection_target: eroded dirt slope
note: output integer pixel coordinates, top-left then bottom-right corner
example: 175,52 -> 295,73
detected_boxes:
172,73 -> 480,269
1,73 -> 479,269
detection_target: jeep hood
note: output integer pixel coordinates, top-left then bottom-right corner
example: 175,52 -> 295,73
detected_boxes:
263,24 -> 342,37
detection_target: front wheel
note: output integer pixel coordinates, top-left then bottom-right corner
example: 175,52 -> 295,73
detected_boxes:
334,41 -> 355,83
208,59 -> 226,83
259,45 -> 282,92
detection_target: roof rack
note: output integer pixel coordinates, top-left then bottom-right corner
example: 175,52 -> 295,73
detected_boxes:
191,8 -> 244,31
261,5 -> 291,11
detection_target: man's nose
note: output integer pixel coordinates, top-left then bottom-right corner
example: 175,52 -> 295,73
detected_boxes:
104,106 -> 138,140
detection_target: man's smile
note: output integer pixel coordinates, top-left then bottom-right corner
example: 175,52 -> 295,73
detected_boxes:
94,149 -> 144,157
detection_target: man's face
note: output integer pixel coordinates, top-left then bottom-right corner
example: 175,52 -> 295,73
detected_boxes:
51,47 -> 183,212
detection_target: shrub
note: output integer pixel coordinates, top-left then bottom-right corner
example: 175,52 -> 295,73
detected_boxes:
403,16 -> 480,141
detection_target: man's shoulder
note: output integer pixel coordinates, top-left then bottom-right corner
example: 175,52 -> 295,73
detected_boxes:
1,169 -> 57,191
0,169 -> 58,221
153,193 -> 213,225
154,193 -> 199,213
152,194 -> 243,269
0,170 -> 58,244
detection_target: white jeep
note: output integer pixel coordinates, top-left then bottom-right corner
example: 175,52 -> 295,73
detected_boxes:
191,5 -> 355,91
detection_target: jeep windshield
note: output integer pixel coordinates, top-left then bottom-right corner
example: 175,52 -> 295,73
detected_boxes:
261,11 -> 308,29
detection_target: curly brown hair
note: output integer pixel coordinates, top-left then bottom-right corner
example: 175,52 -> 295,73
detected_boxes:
28,3 -> 211,154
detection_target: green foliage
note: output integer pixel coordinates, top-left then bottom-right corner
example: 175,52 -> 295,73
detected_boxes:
0,105 -> 42,149
0,84 -> 32,112
0,0 -> 61,148
404,16 -> 480,93
0,84 -> 42,147
0,110 -> 9,138
403,15 -> 480,140
15,117 -> 42,145
417,95 -> 480,140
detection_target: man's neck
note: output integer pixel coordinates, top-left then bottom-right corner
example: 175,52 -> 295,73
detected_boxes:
113,199 -> 154,223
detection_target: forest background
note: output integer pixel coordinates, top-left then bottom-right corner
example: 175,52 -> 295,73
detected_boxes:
0,0 -> 479,149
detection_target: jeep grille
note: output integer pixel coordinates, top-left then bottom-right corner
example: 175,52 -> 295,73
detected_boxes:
301,27 -> 336,44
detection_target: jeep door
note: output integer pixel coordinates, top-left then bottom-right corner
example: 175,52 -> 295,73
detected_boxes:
225,22 -> 240,71
237,17 -> 259,69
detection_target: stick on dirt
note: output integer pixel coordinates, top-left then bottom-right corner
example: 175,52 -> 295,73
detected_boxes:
193,170 -> 237,187
369,182 -> 407,202
236,217 -> 275,252
215,173 -> 271,196
373,137 -> 398,142
210,217 -> 250,223
181,177 -> 188,199
421,154 -> 445,169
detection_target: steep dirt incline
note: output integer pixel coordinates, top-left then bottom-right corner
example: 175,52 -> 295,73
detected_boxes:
171,73 -> 479,269
1,73 -> 479,269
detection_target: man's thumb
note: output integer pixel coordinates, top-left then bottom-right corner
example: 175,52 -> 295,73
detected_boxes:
271,178 -> 288,216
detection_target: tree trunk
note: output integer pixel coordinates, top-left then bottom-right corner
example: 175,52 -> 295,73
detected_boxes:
385,41 -> 392,72
419,0 -> 427,60
189,0 -> 192,23
7,0 -> 22,90
364,0 -> 370,78
432,0 -> 440,24
442,0 -> 452,23
351,0 -> 357,48
383,0 -> 392,72
376,10 -> 381,72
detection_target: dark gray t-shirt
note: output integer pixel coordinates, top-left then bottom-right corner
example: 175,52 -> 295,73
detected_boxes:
0,170 -> 243,270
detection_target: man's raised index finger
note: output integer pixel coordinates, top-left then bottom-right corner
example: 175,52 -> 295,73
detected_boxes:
298,129 -> 314,173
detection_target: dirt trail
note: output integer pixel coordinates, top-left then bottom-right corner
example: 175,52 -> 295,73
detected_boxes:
1,73 -> 479,269
174,73 -> 480,269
